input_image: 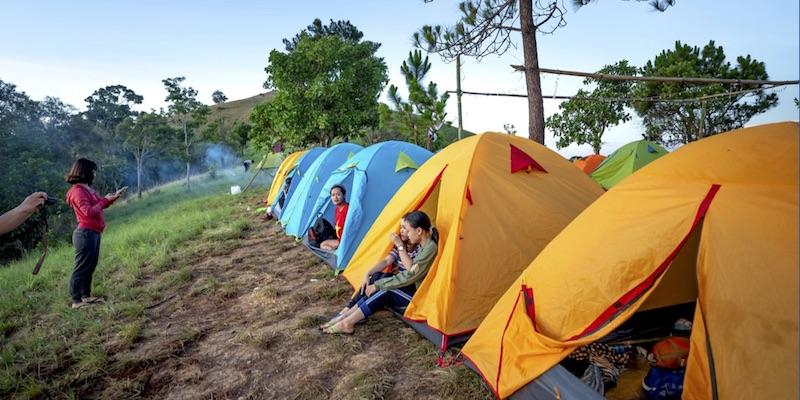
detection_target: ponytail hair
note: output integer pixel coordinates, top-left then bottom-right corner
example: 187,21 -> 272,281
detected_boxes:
403,211 -> 439,244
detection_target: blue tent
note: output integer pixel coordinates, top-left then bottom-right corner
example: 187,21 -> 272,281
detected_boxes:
281,143 -> 363,237
302,141 -> 433,270
270,147 -> 326,220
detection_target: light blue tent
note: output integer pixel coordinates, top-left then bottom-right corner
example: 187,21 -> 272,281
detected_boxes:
270,147 -> 326,220
281,143 -> 363,237
302,141 -> 433,270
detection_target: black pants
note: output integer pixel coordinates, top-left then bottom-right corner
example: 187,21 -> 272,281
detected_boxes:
70,228 -> 101,303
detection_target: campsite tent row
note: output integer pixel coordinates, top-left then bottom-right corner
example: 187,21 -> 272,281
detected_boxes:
265,123 -> 798,399
269,141 -> 434,270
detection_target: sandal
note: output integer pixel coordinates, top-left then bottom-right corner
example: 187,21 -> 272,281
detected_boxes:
322,324 -> 354,335
319,315 -> 343,331
81,296 -> 106,304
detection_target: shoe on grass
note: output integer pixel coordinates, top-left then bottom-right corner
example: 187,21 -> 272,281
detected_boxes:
71,302 -> 90,309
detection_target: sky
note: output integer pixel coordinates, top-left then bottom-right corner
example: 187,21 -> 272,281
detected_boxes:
1,0 -> 798,157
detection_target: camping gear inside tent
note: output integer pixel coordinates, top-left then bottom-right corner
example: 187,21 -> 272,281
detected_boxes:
281,143 -> 363,237
591,140 -> 668,189
270,147 -> 325,219
574,154 -> 607,174
342,133 -> 604,361
302,141 -> 433,270
461,122 -> 798,399
264,150 -> 306,206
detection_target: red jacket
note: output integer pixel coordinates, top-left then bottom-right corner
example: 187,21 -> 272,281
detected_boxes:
334,203 -> 349,240
66,184 -> 112,233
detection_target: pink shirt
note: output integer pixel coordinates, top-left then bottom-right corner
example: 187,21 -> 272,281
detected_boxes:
66,184 -> 112,233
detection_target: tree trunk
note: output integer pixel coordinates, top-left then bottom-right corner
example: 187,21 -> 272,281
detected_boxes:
136,155 -> 143,199
184,123 -> 191,189
519,0 -> 546,145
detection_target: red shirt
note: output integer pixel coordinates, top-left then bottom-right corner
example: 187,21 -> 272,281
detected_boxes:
66,184 -> 112,233
334,203 -> 349,240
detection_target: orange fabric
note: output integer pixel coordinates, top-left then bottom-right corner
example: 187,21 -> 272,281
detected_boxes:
573,154 -> 606,174
462,122 -> 799,398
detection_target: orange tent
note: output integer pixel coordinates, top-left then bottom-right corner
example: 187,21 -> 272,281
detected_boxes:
461,122 -> 798,399
343,133 -> 604,359
573,154 -> 606,174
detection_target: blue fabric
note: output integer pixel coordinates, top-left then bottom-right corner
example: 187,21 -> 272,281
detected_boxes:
282,147 -> 326,208
302,141 -> 432,270
642,367 -> 685,400
281,143 -> 363,237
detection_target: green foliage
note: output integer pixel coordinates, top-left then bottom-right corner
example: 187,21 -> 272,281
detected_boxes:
163,77 -> 210,186
546,61 -> 637,154
211,90 -> 227,104
231,122 -> 252,155
250,20 -> 388,147
84,85 -> 143,131
574,0 -> 676,12
0,80 -> 38,136
414,1 -> 525,61
281,18 -> 371,52
0,77 -> 228,263
633,40 -> 778,145
115,112 -> 178,198
387,50 -> 449,150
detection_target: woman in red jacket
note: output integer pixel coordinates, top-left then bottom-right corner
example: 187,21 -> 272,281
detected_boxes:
65,159 -> 126,309
320,185 -> 349,251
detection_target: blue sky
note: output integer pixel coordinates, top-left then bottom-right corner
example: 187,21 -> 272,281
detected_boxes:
1,0 -> 797,156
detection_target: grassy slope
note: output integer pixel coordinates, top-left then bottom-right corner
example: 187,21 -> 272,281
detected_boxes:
0,170 -> 491,399
207,92 -> 275,125
0,172 -> 259,397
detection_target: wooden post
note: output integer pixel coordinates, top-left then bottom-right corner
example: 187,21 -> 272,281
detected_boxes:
456,55 -> 463,140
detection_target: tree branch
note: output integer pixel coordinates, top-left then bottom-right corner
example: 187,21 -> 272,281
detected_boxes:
533,2 -> 560,29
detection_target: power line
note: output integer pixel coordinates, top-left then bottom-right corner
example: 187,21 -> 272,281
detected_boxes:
509,66 -> 800,86
447,84 -> 785,104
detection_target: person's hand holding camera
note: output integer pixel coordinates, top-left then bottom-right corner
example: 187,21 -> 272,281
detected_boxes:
20,192 -> 48,213
0,192 -> 49,236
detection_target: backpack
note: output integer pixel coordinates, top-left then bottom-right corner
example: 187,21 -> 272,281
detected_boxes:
308,218 -> 336,248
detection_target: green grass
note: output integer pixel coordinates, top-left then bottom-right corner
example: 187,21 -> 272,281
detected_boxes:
0,169 -> 268,398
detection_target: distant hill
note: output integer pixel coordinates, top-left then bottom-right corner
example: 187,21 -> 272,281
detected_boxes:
208,92 -> 275,124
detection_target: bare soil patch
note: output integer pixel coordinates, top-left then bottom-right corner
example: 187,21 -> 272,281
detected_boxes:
91,210 -> 491,399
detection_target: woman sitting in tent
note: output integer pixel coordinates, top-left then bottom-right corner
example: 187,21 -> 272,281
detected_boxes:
322,211 -> 438,335
319,185 -> 349,251
319,219 -> 420,330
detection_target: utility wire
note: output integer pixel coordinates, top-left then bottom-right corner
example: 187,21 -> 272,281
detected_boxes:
447,84 -> 786,104
509,66 -> 800,86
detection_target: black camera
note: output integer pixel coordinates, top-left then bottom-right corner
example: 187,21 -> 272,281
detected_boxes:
44,197 -> 57,206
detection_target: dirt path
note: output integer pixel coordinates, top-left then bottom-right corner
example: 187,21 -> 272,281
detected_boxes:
93,211 -> 491,399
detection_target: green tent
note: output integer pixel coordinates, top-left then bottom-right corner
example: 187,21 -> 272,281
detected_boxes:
591,140 -> 669,189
